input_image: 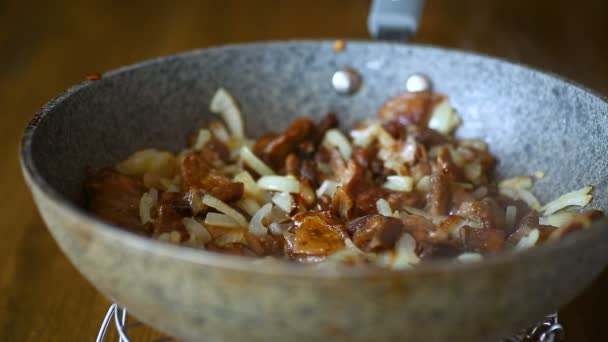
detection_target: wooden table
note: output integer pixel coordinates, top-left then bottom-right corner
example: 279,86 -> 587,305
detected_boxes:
1,0 -> 606,340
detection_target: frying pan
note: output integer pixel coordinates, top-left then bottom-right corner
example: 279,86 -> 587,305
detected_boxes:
19,5 -> 608,342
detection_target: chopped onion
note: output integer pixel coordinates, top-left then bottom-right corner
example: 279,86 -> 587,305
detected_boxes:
499,176 -> 533,190
239,147 -> 275,176
515,229 -> 540,250
428,98 -> 462,134
350,123 -> 380,148
204,212 -> 242,228
258,175 -> 300,193
391,234 -> 420,269
272,192 -> 293,213
214,231 -> 246,246
249,203 -> 273,237
541,186 -> 593,216
209,120 -> 230,142
202,194 -> 248,227
534,171 -> 545,179
116,148 -> 177,179
416,175 -> 431,192
383,175 -> 414,192
233,170 -> 266,202
316,180 -> 340,198
323,129 -> 352,160
518,189 -> 541,210
457,253 -> 483,262
459,139 -> 487,151
464,161 -> 482,183
505,205 -> 517,232
539,211 -> 577,227
236,197 -> 261,216
182,217 -> 212,244
376,199 -> 395,217
209,88 -> 244,138
193,129 -> 211,150
448,146 -> 466,168
139,188 -> 158,224
403,206 -> 432,219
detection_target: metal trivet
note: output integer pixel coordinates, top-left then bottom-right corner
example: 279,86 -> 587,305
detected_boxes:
96,303 -> 564,342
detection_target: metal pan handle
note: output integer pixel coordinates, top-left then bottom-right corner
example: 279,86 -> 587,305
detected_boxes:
368,0 -> 425,41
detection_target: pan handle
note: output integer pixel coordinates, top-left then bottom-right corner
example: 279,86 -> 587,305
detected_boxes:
368,0 -> 425,41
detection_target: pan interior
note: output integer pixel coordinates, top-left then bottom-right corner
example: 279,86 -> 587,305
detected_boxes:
26,41 -> 608,211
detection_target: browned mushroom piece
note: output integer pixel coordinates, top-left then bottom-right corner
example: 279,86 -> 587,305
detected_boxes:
287,211 -> 348,260
347,214 -> 404,252
150,203 -> 189,241
456,198 -> 506,231
460,226 -> 506,253
86,169 -> 146,232
181,152 -> 244,203
330,187 -> 354,221
428,172 -> 451,216
259,117 -> 316,170
436,146 -> 464,181
377,91 -> 437,127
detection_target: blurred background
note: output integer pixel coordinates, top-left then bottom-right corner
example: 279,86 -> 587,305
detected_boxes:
1,0 -> 606,340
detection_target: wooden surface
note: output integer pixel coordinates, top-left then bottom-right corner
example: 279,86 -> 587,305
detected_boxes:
1,0 -> 606,340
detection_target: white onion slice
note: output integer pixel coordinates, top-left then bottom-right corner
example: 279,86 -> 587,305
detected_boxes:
209,121 -> 230,142
209,88 -> 244,138
505,205 -> 517,232
257,175 -> 300,193
323,129 -> 352,160
202,194 -> 248,227
499,176 -> 533,190
182,217 -> 212,244
239,147 -> 275,176
193,129 -> 211,150
428,98 -> 461,134
249,203 -> 273,237
233,170 -> 266,202
272,192 -> 293,213
204,212 -> 242,228
539,211 -> 577,227
316,180 -> 340,198
541,186 -> 593,216
383,175 -> 414,192
236,198 -> 261,216
391,234 -> 420,269
515,229 -> 540,250
139,188 -> 158,224
457,253 -> 483,262
376,199 -> 394,217
214,231 -> 246,246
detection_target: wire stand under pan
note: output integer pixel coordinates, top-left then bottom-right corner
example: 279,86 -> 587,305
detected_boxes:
96,303 -> 564,342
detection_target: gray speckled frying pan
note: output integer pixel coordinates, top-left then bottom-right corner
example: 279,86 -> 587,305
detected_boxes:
20,41 -> 608,341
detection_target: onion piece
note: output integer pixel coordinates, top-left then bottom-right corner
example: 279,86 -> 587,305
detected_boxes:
272,192 -> 293,213
214,231 -> 246,246
457,253 -> 483,262
239,146 -> 275,176
539,211 -> 577,227
428,98 -> 462,134
193,129 -> 211,150
269,222 -> 291,236
139,188 -> 158,224
350,123 -> 380,148
209,88 -> 244,138
316,180 -> 340,198
383,175 -> 414,192
116,149 -> 177,179
499,176 -> 533,190
258,175 -> 301,193
182,217 -> 212,244
541,186 -> 593,216
391,233 -> 420,269
236,197 -> 261,216
376,199 -> 396,217
416,175 -> 431,192
323,129 -> 352,160
515,229 -> 540,250
209,121 -> 230,142
204,212 -> 242,228
202,194 -> 248,227
249,203 -> 273,237
233,170 -> 266,202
